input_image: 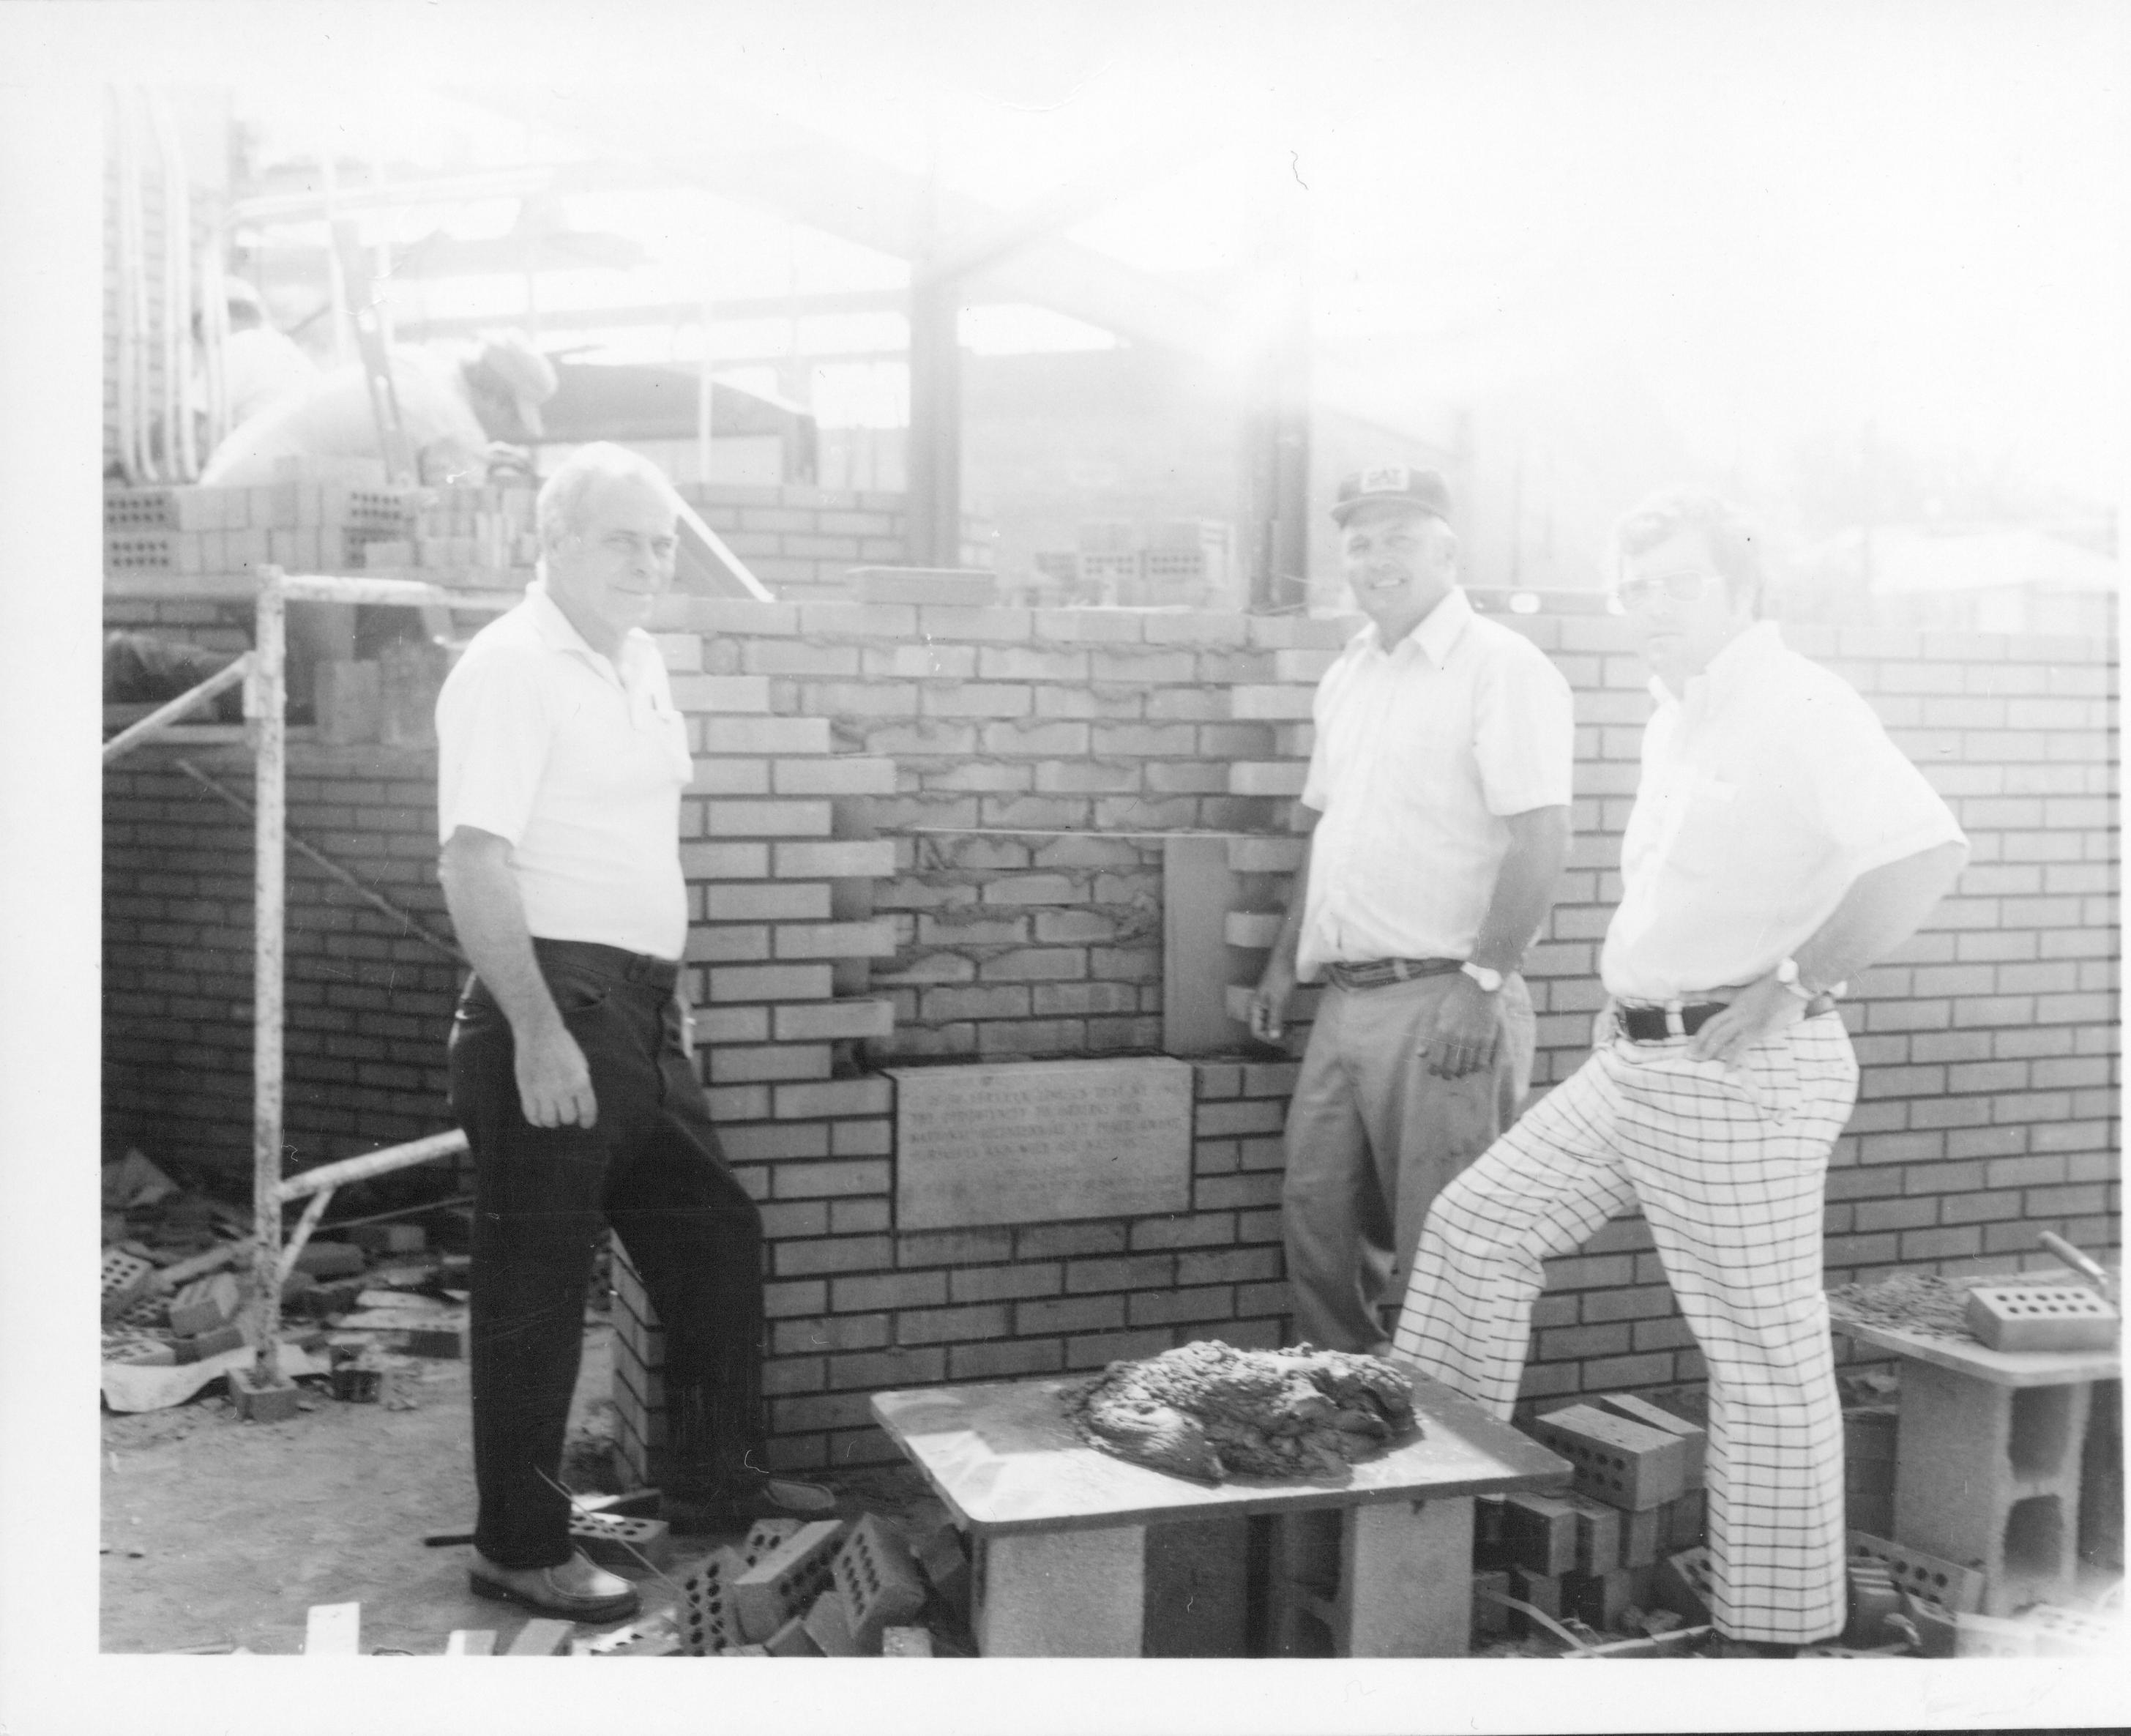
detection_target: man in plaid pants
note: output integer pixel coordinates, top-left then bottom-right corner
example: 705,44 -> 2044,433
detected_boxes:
1391,491 -> 1968,1655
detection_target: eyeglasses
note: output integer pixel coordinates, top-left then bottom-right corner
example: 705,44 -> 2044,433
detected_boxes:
1613,571 -> 1719,612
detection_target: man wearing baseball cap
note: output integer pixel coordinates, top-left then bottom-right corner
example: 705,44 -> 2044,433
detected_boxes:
1250,464 -> 1575,1355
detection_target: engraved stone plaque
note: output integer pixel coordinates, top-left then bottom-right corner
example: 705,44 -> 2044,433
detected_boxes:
891,1057 -> 1194,1231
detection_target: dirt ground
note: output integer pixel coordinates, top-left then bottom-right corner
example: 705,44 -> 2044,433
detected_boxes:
98,1323 -> 938,1655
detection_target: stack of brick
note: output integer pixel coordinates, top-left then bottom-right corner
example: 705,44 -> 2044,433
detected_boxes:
1050,519 -> 1237,609
355,482 -> 539,584
102,467 -> 417,581
1477,1392 -> 1708,1636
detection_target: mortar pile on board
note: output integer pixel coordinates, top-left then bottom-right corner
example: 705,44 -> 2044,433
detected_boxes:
1070,1339 -> 1419,1482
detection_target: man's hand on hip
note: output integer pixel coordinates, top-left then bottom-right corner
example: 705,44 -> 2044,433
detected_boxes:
1425,974 -> 1501,1079
1687,975 -> 1807,1065
1249,957 -> 1297,1044
515,1020 -> 598,1128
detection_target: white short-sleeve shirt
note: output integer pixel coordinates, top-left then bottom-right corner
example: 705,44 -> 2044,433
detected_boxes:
436,582 -> 693,961
1602,622 -> 1967,1001
1297,588 -> 1576,979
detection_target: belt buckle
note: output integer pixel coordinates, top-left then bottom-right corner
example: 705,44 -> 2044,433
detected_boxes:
1664,1005 -> 1685,1038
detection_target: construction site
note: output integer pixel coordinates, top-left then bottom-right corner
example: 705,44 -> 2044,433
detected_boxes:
4,7 -> 2126,1733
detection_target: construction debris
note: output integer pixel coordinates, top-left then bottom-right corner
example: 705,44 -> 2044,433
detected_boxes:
1069,1340 -> 1420,1482
1825,1272 -> 1982,1341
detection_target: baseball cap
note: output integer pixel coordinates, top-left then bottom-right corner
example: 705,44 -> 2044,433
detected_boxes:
1329,463 -> 1454,526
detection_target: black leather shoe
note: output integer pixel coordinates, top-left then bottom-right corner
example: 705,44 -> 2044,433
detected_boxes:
469,1548 -> 641,1623
663,1476 -> 840,1535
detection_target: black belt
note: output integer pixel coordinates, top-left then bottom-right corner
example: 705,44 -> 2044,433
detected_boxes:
531,937 -> 680,994
1616,996 -> 1837,1042
1325,957 -> 1463,991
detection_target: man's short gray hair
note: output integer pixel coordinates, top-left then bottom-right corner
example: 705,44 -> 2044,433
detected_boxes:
537,442 -> 684,548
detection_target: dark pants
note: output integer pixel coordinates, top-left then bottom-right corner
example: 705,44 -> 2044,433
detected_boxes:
449,939 -> 765,1568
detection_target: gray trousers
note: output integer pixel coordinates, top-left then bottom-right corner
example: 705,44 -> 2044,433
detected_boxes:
1280,971 -> 1536,1355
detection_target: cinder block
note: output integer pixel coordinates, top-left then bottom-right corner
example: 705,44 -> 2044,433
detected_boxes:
1563,1492 -> 1621,1574
506,1617 -> 576,1656
830,1513 -> 927,1653
734,1518 -> 845,1642
1471,1493 -> 1508,1568
1964,1283 -> 2118,1352
1501,1489 -> 1580,1577
1471,1569 -> 1511,1639
881,1625 -> 933,1656
1592,1392 -> 1706,1485
406,1320 -> 469,1359
1529,1404 -> 1692,1510
1562,1568 -> 1634,1631
444,1630 -> 496,1655
228,1365 -> 303,1423
1650,1547 -> 1711,1625
1662,1489 -> 1705,1551
1620,1505 -> 1664,1568
570,1511 -> 669,1569
914,1521 -> 971,1624
1505,1566 -> 1562,1636
293,1240 -> 367,1279
167,1270 -> 242,1337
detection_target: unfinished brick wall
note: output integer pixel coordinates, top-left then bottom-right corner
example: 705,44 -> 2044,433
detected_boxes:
101,742 -> 462,1180
98,595 -> 2117,1474
680,483 -> 993,602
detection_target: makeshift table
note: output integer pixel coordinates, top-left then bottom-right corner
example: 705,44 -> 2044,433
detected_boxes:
870,1369 -> 1568,1657
1835,1319 -> 2119,1615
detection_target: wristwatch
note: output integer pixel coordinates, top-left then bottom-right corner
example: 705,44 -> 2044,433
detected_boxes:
1774,958 -> 1815,1001
1460,961 -> 1504,993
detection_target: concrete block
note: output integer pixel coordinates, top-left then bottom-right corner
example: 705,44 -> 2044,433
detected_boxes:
1501,1489 -> 1580,1577
734,1518 -> 845,1642
676,1546 -> 749,1656
405,1320 -> 469,1359
914,1521 -> 971,1624
1649,1547 -> 1711,1625
1562,1567 -> 1634,1631
1471,1569 -> 1512,1639
802,1587 -> 862,1655
976,1524 -> 1146,1657
1593,1391 -> 1706,1484
506,1617 -> 576,1656
1563,1492 -> 1621,1574
831,1513 -> 926,1653
1505,1566 -> 1561,1636
1143,1515 -> 1250,1658
293,1240 -> 367,1279
1472,1493 -> 1508,1568
167,1270 -> 242,1338
443,1630 -> 495,1655
1964,1283 -> 2118,1352
228,1365 -> 303,1423
347,1223 -> 428,1254
570,1511 -> 668,1569
881,1625 -> 933,1656
1343,1497 -> 1471,1657
1529,1404 -> 1691,1510
304,1603 -> 361,1653
1619,1504 -> 1665,1568
1663,1488 -> 1705,1551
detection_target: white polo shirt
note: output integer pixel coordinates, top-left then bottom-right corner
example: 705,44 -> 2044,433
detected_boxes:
1602,622 -> 1966,1002
436,581 -> 693,961
1297,588 -> 1576,980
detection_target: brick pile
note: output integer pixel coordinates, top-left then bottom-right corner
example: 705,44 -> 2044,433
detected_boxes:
679,481 -> 993,602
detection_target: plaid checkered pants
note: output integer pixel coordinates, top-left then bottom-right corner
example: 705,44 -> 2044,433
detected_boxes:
1390,1011 -> 1859,1644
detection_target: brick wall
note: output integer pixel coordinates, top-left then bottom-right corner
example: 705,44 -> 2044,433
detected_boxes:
100,598 -> 2117,1475
679,482 -> 993,602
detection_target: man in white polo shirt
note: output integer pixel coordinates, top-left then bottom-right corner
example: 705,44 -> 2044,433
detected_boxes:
436,442 -> 828,1626
1391,489 -> 1968,1655
1250,465 -> 1575,1355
